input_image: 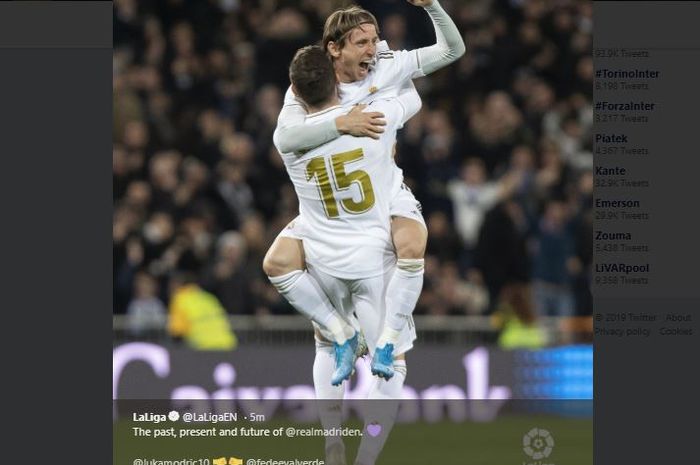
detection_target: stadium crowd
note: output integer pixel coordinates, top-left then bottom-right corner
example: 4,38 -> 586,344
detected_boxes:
113,0 -> 593,331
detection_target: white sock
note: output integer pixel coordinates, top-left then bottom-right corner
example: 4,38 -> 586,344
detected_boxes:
354,360 -> 407,465
377,259 -> 424,348
314,341 -> 345,449
269,270 -> 353,343
368,360 -> 407,399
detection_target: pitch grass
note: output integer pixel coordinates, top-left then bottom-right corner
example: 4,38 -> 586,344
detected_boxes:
115,415 -> 592,465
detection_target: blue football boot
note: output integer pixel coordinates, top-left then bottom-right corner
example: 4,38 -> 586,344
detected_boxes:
371,343 -> 395,379
331,332 -> 359,386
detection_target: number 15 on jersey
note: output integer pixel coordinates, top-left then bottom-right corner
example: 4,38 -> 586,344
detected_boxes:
305,148 -> 376,218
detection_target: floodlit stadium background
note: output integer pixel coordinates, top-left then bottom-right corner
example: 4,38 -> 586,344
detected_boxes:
112,0 -> 593,401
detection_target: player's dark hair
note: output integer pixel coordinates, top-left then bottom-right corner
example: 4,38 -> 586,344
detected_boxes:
289,45 -> 336,108
323,5 -> 379,52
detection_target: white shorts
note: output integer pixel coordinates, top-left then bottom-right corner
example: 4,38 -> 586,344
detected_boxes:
308,263 -> 417,357
278,183 -> 426,241
390,183 -> 426,230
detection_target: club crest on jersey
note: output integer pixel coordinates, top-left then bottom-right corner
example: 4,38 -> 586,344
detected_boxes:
369,86 -> 378,94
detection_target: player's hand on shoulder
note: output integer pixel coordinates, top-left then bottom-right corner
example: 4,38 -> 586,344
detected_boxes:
335,104 -> 386,140
406,0 -> 434,7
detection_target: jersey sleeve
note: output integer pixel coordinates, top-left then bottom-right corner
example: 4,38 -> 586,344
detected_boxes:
395,80 -> 422,127
377,48 -> 424,85
415,0 -> 466,75
273,86 -> 341,154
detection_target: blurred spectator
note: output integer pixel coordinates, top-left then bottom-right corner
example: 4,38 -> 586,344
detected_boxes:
142,211 -> 175,267
168,273 -> 238,350
174,157 -> 210,210
201,231 -> 257,315
492,282 -> 548,350
466,91 -> 529,173
126,271 -> 167,337
213,159 -> 254,230
418,259 -> 489,316
149,150 -> 182,212
425,211 -> 462,263
534,139 -> 573,204
472,198 -> 530,308
531,200 -> 579,316
447,158 -> 521,253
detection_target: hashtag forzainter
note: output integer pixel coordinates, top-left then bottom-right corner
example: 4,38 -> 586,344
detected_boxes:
596,101 -> 656,111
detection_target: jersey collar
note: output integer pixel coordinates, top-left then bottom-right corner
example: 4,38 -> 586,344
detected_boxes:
306,104 -> 344,120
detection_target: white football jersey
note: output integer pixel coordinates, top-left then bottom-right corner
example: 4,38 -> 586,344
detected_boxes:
278,99 -> 408,279
280,41 -> 423,119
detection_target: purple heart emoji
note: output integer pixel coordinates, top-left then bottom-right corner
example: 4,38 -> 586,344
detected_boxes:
366,423 -> 382,437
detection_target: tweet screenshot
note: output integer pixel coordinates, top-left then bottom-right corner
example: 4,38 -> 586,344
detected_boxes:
16,0 -> 681,463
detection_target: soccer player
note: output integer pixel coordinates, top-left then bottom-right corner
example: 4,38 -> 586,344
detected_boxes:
264,0 -> 465,380
278,44 -> 418,465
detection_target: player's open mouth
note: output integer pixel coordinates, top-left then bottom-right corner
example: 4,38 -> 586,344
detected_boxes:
359,59 -> 374,73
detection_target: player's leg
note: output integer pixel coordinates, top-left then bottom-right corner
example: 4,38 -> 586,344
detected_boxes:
313,328 -> 347,465
353,353 -> 408,465
308,267 -> 378,465
306,263 -> 363,386
349,274 -> 413,465
263,220 -> 355,345
373,188 -> 427,378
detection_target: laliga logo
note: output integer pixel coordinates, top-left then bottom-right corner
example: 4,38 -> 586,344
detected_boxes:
523,428 -> 555,461
113,343 -> 511,422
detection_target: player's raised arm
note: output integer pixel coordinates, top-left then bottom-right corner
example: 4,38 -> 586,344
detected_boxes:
273,87 -> 386,154
409,0 -> 466,76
